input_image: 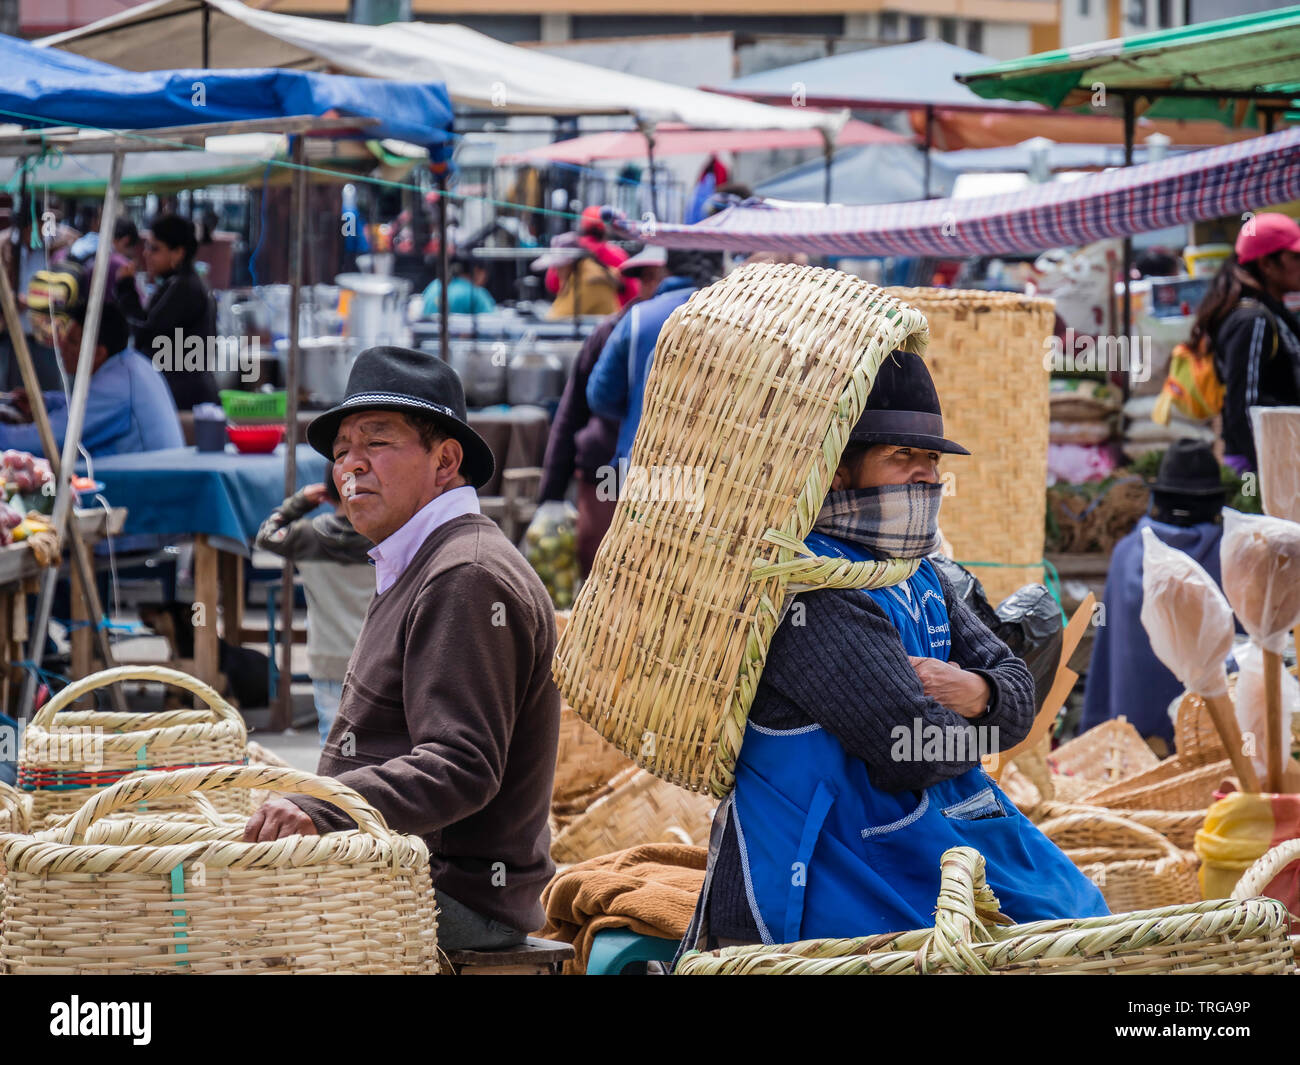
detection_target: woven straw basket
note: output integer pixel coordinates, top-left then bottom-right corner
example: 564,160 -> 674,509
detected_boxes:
676,846 -> 1293,975
1232,839 -> 1300,902
1047,717 -> 1160,790
0,781 -> 29,836
1037,811 -> 1201,912
551,766 -> 717,865
0,764 -> 438,974
1032,800 -> 1206,851
555,263 -> 931,796
884,288 -> 1054,602
19,666 -> 250,828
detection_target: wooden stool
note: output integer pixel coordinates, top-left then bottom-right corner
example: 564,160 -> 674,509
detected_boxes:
443,936 -> 574,976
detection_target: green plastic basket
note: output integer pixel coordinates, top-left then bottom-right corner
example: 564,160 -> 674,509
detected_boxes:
219,390 -> 286,424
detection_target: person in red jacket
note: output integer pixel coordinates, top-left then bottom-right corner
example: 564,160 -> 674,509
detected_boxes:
545,206 -> 639,307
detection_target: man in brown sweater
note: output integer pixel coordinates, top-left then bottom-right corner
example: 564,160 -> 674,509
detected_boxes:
244,346 -> 561,949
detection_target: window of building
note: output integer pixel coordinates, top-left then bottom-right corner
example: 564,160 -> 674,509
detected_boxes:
908,14 -> 927,41
1157,0 -> 1172,27
879,11 -> 900,40
1079,0 -> 1089,14
1127,0 -> 1148,26
966,20 -> 984,53
939,17 -> 957,43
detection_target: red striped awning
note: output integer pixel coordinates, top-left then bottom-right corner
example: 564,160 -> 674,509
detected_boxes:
625,126 -> 1300,256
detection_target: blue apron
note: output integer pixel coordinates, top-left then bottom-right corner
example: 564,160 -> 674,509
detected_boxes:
728,532 -> 1108,944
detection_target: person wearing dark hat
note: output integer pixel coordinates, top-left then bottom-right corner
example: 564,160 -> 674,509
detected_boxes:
244,345 -> 562,950
686,351 -> 1107,950
3,261 -> 182,457
1081,440 -> 1233,748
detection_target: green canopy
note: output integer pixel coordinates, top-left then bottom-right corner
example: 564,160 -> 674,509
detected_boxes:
958,5 -> 1300,127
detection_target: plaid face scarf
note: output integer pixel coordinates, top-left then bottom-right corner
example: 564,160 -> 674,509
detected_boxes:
811,482 -> 944,559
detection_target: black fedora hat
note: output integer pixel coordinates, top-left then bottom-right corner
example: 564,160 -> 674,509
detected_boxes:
1152,438 -> 1226,496
849,350 -> 970,455
306,346 -> 496,489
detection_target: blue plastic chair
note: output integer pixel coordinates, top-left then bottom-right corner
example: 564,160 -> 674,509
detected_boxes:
585,929 -> 678,975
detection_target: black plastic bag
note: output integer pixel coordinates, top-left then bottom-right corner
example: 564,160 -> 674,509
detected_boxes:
930,556 -> 1064,714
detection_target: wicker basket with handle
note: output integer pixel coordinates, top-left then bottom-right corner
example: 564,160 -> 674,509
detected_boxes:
1232,838 -> 1300,902
883,288 -> 1054,602
1036,810 -> 1202,912
1084,757 -> 1234,812
675,846 -> 1293,975
1047,718 -> 1160,790
0,764 -> 438,974
554,263 -> 931,796
1032,799 -> 1206,851
19,666 -> 249,828
0,780 -> 29,836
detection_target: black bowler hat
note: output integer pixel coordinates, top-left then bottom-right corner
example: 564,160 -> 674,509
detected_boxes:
849,350 -> 970,455
306,346 -> 496,489
1152,439 -> 1226,496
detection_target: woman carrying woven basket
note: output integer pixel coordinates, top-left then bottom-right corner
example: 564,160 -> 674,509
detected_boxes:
689,352 -> 1108,950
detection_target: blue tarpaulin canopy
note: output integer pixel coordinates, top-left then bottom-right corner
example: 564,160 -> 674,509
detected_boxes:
0,31 -> 454,156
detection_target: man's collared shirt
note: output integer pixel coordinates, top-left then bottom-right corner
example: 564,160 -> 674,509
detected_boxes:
368,485 -> 481,595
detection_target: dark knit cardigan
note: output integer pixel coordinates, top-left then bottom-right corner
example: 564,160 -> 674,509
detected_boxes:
706,565 -> 1037,942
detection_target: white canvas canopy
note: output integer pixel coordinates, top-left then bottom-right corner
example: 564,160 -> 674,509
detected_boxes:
40,0 -> 844,134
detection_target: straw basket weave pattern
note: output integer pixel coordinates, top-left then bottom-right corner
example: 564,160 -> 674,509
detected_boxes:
885,289 -> 1054,603
0,765 -> 438,974
0,781 -> 30,836
19,666 -> 250,828
675,846 -> 1293,975
1037,811 -> 1202,912
555,264 -> 930,796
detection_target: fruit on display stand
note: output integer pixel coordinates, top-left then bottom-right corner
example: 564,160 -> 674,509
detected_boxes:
523,501 -> 579,610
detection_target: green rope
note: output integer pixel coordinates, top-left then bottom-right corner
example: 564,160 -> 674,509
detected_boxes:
952,558 -> 1066,620
0,104 -> 590,224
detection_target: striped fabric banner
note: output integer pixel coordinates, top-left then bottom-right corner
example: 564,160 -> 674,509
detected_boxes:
631,127 -> 1300,256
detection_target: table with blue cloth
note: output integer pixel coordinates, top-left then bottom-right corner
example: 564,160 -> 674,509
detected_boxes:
83,444 -> 329,696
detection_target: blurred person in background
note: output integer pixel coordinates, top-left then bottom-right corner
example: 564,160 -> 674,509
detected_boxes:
115,212 -> 219,411
57,218 -> 141,299
538,244 -> 669,575
535,232 -> 621,321
422,253 -> 496,318
1080,440 -> 1232,752
4,261 -> 182,457
546,206 -> 637,308
586,248 -> 724,481
256,475 -> 374,745
1190,212 -> 1300,474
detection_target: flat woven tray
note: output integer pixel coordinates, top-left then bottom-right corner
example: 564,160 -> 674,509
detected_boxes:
554,263 -> 930,796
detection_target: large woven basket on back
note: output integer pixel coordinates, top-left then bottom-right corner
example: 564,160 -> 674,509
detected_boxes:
554,263 -> 931,796
884,288 -> 1054,602
676,846 -> 1293,975
19,666 -> 249,828
0,764 -> 439,974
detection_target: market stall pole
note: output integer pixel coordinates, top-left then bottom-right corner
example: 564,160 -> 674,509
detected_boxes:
0,244 -> 129,713
273,134 -> 309,729
0,117 -> 383,714
16,150 -> 125,720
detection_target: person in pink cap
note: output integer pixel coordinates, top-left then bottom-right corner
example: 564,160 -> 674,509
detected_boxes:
1190,211 -> 1300,473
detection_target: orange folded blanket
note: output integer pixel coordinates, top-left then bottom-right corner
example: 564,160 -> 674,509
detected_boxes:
539,843 -> 707,974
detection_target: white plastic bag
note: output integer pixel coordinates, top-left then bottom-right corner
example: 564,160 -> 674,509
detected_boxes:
1232,640 -> 1299,784
521,500 -> 579,610
1250,406 -> 1300,522
1139,525 -> 1234,697
1220,508 -> 1300,654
